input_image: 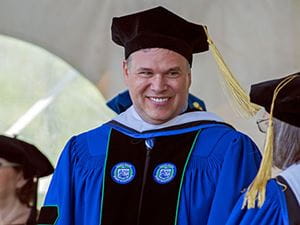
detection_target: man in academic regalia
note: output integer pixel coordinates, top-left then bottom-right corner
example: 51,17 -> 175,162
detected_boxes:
39,6 -> 261,225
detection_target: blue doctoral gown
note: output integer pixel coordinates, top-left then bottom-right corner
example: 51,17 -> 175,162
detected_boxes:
43,109 -> 261,225
225,179 -> 290,225
226,163 -> 300,225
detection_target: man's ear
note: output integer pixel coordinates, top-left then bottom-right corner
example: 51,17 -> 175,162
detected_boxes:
123,60 -> 129,77
123,60 -> 130,85
188,72 -> 192,88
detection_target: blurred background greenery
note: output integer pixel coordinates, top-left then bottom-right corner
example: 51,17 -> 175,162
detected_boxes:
0,35 -> 115,206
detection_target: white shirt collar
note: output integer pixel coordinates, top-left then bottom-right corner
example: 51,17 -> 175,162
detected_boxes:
113,106 -> 224,132
279,163 -> 300,205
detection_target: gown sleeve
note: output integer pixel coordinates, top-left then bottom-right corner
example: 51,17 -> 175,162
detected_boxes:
178,127 -> 262,225
225,179 -> 289,225
41,136 -> 77,225
207,131 -> 262,225
41,126 -> 107,225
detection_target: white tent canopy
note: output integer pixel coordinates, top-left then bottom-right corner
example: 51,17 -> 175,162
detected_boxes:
1,0 -> 300,146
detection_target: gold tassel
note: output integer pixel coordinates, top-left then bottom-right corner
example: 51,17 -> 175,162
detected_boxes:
243,75 -> 298,209
203,27 -> 261,117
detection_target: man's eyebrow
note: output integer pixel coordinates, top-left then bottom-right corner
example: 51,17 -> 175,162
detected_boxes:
136,67 -> 153,71
135,67 -> 182,72
165,67 -> 182,72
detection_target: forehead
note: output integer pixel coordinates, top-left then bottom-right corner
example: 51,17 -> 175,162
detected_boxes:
128,48 -> 188,69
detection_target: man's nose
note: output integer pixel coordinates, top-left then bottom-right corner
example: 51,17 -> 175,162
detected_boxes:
150,74 -> 167,92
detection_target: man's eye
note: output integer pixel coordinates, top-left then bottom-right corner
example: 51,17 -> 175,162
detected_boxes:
138,71 -> 153,76
167,71 -> 180,77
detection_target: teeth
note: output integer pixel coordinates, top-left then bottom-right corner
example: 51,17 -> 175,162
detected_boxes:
150,97 -> 168,103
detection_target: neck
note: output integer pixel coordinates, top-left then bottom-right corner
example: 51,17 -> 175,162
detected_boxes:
0,195 -> 30,225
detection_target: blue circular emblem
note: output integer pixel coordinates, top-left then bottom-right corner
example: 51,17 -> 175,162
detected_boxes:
111,162 -> 136,184
153,163 -> 177,184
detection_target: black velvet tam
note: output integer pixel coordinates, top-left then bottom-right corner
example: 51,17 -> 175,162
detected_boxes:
250,72 -> 300,127
111,6 -> 208,66
0,135 -> 54,179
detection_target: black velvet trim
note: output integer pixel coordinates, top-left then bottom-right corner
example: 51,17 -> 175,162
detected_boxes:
277,176 -> 300,225
101,129 -> 199,225
108,120 -> 234,135
37,206 -> 58,225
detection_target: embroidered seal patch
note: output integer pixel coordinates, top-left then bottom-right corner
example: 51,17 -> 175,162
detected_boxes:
153,163 -> 177,184
111,162 -> 136,184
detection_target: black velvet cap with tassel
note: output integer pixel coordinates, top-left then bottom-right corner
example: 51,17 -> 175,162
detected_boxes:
111,6 -> 209,66
111,6 -> 260,117
243,72 -> 300,209
250,72 -> 300,127
0,135 -> 54,179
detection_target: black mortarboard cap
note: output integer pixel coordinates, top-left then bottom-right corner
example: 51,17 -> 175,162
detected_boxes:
0,135 -> 54,179
111,6 -> 208,66
250,72 -> 300,127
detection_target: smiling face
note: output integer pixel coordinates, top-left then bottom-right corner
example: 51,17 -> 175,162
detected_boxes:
123,48 -> 191,124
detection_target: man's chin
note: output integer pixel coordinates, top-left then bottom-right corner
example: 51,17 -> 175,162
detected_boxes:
145,113 -> 175,124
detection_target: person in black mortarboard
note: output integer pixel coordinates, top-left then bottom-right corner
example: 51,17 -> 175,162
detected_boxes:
41,6 -> 261,225
106,6 -> 208,114
226,72 -> 300,225
0,135 -> 53,225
